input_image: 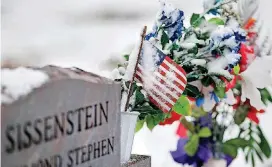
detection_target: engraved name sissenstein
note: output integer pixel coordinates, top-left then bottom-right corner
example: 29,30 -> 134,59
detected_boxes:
4,101 -> 110,154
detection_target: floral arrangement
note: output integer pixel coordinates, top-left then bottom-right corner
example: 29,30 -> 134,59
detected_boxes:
111,0 -> 272,166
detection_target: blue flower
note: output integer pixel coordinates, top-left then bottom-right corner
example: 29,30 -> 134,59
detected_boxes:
196,97 -> 205,107
210,26 -> 246,54
208,9 -> 219,15
210,92 -> 220,103
207,0 -> 224,15
145,2 -> 184,41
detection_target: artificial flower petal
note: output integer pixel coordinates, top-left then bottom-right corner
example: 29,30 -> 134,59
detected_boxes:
176,122 -> 187,137
203,95 -> 216,111
241,78 -> 265,110
247,110 -> 259,124
223,89 -> 237,105
240,57 -> 272,110
159,111 -> 181,125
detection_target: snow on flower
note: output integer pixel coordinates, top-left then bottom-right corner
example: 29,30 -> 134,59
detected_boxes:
207,56 -> 233,80
209,19 -> 246,53
240,56 -> 272,110
145,1 -> 184,41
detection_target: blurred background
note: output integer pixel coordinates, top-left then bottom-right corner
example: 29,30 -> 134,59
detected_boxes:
1,0 -> 272,166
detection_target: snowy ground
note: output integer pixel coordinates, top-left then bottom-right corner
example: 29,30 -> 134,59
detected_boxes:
2,0 -> 272,166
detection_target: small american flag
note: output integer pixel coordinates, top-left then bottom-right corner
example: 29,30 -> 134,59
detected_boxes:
134,41 -> 187,113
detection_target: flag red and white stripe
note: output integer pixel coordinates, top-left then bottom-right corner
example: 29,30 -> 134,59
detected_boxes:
135,55 -> 187,113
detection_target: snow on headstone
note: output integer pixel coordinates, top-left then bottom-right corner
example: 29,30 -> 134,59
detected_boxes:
1,65 -> 121,167
1,67 -> 49,104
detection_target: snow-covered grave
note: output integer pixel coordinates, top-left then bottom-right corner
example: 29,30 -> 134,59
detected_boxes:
1,65 -> 121,167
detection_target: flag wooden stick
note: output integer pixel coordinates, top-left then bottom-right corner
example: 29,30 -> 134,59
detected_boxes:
124,26 -> 147,112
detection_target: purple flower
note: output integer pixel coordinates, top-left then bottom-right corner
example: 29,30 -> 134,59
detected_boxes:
171,138 -> 212,167
198,113 -> 213,128
224,154 -> 234,166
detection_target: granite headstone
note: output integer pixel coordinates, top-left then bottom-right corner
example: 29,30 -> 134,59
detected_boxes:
1,66 -> 121,167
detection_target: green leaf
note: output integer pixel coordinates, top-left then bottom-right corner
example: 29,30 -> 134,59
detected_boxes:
251,152 -> 255,167
187,46 -> 198,55
259,88 -> 272,105
201,76 -> 214,87
245,150 -> 250,162
197,32 -> 210,40
257,126 -> 271,158
192,107 -> 207,118
223,144 -> 238,158
255,149 -> 264,162
245,148 -> 251,162
146,115 -> 156,131
208,18 -> 225,25
183,84 -> 202,98
124,54 -> 129,61
198,127 -> 212,138
172,95 -> 191,116
187,75 -> 199,82
170,43 -> 180,51
224,138 -> 250,149
233,65 -> 240,75
135,119 -> 145,133
135,88 -> 145,105
190,13 -> 204,27
184,134 -> 199,156
190,13 -> 200,25
223,138 -> 250,158
161,30 -> 169,49
153,114 -> 164,125
214,86 -> 226,98
180,117 -> 195,133
234,106 -> 249,125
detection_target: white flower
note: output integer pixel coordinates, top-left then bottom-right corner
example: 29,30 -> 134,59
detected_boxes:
216,102 -> 234,126
223,89 -> 236,105
240,57 -> 272,110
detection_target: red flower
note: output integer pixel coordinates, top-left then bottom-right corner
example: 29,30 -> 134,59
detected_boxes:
244,18 -> 256,30
247,32 -> 257,39
247,107 -> 265,124
159,111 -> 187,137
232,97 -> 265,124
247,109 -> 260,124
244,100 -> 265,124
239,43 -> 255,72
159,111 -> 181,125
176,122 -> 187,137
219,76 -> 237,92
232,96 -> 241,110
244,18 -> 257,39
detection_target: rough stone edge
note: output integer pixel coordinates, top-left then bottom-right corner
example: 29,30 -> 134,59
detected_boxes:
39,65 -> 116,84
121,155 -> 151,167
